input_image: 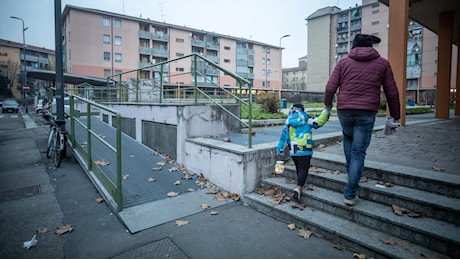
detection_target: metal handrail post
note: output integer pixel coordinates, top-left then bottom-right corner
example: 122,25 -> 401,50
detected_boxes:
115,113 -> 122,211
70,96 -> 76,148
136,70 -> 140,102
248,82 -> 253,148
160,64 -> 164,104
194,55 -> 198,104
86,101 -> 92,170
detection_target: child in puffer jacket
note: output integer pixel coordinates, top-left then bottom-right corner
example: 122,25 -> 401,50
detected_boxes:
276,103 -> 330,201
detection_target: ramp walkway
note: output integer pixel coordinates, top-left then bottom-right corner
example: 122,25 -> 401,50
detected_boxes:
71,117 -> 234,233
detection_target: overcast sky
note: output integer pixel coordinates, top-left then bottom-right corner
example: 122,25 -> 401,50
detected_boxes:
0,0 -> 360,68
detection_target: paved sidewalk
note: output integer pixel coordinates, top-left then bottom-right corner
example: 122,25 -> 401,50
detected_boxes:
0,111 -> 354,258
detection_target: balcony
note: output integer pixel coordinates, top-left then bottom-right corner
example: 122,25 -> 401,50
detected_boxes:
139,46 -> 151,54
337,37 -> 349,44
138,30 -> 151,39
206,42 -> 219,50
151,48 -> 169,57
152,64 -> 169,72
337,26 -> 348,32
205,55 -> 219,63
206,68 -> 219,76
152,33 -> 169,42
191,39 -> 205,48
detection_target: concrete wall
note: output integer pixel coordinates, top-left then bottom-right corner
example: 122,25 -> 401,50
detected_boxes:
100,103 -> 240,164
184,138 -> 278,195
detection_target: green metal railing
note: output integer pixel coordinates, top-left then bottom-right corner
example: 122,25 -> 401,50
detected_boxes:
68,95 -> 123,211
105,53 -> 254,147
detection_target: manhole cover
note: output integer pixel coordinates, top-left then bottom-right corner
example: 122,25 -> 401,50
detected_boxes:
0,185 -> 41,202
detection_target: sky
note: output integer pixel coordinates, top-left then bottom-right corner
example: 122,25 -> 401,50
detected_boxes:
0,0 -> 360,68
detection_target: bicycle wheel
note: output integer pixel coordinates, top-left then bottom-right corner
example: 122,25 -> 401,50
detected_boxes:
53,134 -> 62,168
46,128 -> 55,158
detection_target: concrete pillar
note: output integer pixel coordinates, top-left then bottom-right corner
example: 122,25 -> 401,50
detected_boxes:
435,12 -> 454,119
387,0 -> 409,125
456,30 -> 460,116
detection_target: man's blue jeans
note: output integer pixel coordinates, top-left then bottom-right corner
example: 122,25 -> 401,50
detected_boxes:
337,110 -> 376,200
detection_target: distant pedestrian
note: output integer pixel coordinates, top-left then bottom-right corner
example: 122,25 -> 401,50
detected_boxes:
324,34 -> 401,206
276,103 -> 330,201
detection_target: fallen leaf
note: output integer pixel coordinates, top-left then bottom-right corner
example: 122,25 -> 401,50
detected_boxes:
332,170 -> 341,175
201,203 -> 210,210
408,211 -> 422,218
207,188 -> 220,194
148,178 -> 156,182
287,223 -> 296,230
298,229 -> 312,239
352,252 -> 366,259
174,180 -> 181,185
333,244 -> 346,250
36,227 -> 49,234
223,137 -> 231,142
210,211 -> 218,215
359,176 -> 370,183
122,174 -> 129,180
95,159 -> 110,166
432,166 -> 445,172
55,224 -> 73,235
157,161 -> 167,166
316,143 -> 326,148
168,166 -> 179,172
152,167 -> 162,171
392,205 -> 410,216
232,193 -> 240,201
175,220 -> 189,227
129,154 -> 135,158
377,181 -> 394,187
167,191 -> 179,197
307,184 -> 316,190
292,203 -> 305,210
95,197 -> 104,204
310,166 -> 327,173
187,188 -> 195,192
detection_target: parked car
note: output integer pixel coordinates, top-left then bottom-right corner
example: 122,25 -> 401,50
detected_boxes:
2,100 -> 19,113
35,99 -> 44,114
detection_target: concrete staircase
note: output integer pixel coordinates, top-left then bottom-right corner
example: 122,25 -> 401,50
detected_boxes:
243,151 -> 460,258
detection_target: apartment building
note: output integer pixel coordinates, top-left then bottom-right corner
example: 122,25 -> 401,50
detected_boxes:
62,5 -> 283,91
0,39 -> 55,99
305,0 -> 456,105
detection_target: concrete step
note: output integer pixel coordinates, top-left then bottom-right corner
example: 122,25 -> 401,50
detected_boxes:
243,192 -> 447,259
312,151 -> 460,199
280,163 -> 460,226
259,177 -> 460,258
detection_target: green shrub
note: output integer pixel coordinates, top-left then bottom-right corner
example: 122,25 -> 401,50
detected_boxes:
257,92 -> 280,113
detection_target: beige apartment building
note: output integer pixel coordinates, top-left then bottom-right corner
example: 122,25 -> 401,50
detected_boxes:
0,39 -> 55,100
305,0 -> 457,105
62,5 -> 283,91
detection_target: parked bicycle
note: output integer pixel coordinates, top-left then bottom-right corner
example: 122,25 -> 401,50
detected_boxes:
46,118 -> 67,167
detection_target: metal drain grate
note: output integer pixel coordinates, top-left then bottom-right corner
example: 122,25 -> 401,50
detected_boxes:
0,185 -> 41,202
112,238 -> 188,258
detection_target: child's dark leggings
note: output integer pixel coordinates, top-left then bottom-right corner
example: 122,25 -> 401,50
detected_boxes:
292,155 -> 312,186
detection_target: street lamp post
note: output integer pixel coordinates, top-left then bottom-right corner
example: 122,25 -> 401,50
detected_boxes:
279,34 -> 290,98
10,16 -> 28,112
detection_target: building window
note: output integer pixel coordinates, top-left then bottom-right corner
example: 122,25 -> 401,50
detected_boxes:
176,38 -> 184,43
372,9 -> 380,14
371,21 -> 379,26
114,19 -> 121,28
372,3 -> 379,8
103,17 -> 110,27
103,52 -> 110,61
115,70 -> 122,75
115,53 -> 122,62
114,36 -> 122,45
104,69 -> 111,77
224,46 -> 231,51
176,67 -> 184,72
103,34 -> 110,44
224,59 -> 230,63
176,53 -> 184,57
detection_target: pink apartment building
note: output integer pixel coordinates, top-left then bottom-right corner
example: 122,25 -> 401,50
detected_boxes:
62,5 -> 283,91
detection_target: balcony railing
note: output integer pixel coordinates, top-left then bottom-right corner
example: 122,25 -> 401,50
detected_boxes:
138,30 -> 151,39
152,33 -> 169,42
151,48 -> 169,57
191,39 -> 205,47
